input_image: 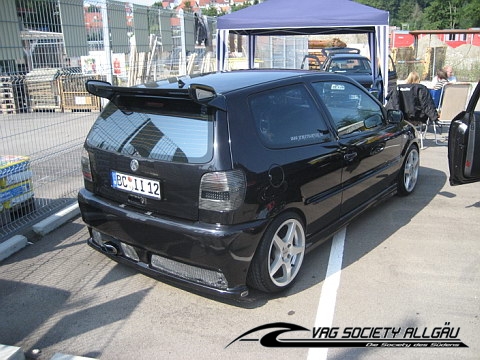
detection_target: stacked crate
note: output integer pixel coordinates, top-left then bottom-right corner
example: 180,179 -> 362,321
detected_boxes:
25,69 -> 62,112
0,76 -> 17,114
59,74 -> 103,112
0,155 -> 35,226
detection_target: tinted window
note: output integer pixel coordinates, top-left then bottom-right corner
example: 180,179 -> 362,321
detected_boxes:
312,81 -> 384,136
250,84 -> 330,148
86,98 -> 214,164
328,58 -> 372,74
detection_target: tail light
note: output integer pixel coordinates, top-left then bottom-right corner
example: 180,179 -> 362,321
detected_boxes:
81,148 -> 93,182
199,170 -> 245,211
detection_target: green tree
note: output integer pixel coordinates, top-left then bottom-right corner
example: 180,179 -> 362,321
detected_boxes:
423,0 -> 463,29
458,0 -> 480,28
183,1 -> 193,13
202,7 -> 221,17
230,0 -> 259,12
396,0 -> 423,29
355,0 -> 479,30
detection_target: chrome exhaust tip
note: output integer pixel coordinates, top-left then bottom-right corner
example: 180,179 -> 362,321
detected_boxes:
103,242 -> 118,255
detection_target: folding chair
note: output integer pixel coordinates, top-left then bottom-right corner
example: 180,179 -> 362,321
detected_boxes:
395,84 -> 433,149
432,83 -> 472,145
429,88 -> 443,109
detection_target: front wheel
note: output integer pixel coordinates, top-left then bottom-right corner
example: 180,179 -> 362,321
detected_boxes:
398,145 -> 420,195
247,212 -> 306,293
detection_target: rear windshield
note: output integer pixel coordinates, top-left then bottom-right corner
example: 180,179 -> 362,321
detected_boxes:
328,58 -> 372,74
86,97 -> 214,164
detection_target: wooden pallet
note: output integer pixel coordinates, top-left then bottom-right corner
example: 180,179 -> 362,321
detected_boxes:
63,108 -> 100,113
0,77 -> 18,113
25,70 -> 62,112
59,75 -> 103,112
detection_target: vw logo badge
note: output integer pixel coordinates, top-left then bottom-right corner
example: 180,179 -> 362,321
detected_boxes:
130,159 -> 139,172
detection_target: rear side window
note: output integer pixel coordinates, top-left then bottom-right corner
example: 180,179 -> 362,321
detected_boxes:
249,84 -> 330,148
312,81 -> 384,136
86,97 -> 214,164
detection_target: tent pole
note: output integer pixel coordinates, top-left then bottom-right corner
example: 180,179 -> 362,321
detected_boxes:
216,29 -> 228,71
248,35 -> 256,69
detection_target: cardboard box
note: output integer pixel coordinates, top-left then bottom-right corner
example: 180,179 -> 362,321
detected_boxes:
0,155 -> 31,178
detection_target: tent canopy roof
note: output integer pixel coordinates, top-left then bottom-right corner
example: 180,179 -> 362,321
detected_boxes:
217,0 -> 389,35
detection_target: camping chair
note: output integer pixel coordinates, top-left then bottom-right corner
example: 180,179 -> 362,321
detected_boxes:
432,83 -> 472,145
429,88 -> 443,109
396,84 -> 432,149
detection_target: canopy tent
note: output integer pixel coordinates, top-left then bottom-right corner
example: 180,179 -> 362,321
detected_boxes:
216,0 -> 390,101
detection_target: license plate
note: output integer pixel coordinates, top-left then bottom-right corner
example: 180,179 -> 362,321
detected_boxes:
111,171 -> 161,200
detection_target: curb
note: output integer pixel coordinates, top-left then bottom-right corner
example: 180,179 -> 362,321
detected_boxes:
0,344 -> 25,360
0,345 -> 97,360
0,235 -> 28,262
50,353 -> 96,360
32,203 -> 80,237
0,203 -> 80,262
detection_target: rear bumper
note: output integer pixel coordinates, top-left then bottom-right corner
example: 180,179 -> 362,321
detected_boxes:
78,188 -> 269,300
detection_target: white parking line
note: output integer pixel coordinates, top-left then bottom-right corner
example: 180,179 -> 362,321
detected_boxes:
307,226 -> 346,360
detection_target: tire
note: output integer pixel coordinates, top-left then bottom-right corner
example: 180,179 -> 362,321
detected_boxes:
397,145 -> 420,196
247,212 -> 306,293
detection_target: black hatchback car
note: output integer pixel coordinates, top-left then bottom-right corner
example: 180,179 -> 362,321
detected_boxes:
78,70 -> 420,299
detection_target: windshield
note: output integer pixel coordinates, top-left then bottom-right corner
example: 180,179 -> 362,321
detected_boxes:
328,58 -> 372,74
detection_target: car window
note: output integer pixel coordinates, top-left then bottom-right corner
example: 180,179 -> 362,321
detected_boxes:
86,98 -> 214,164
249,84 -> 330,149
312,81 -> 384,136
328,58 -> 371,74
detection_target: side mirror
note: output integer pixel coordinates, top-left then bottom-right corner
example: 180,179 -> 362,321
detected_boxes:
387,109 -> 403,123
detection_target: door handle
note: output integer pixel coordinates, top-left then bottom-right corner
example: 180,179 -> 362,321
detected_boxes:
344,152 -> 357,162
370,144 -> 385,155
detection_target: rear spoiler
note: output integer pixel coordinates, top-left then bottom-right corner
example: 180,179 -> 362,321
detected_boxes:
85,80 -> 227,110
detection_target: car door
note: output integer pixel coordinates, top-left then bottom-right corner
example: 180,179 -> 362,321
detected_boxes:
229,82 -> 344,237
311,80 -> 406,217
448,81 -> 480,185
387,55 -> 398,96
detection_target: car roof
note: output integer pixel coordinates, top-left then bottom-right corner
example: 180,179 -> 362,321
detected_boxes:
141,70 -> 345,95
321,47 -> 361,56
329,53 -> 370,60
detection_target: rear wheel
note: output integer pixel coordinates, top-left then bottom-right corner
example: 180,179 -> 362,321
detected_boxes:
247,212 -> 306,293
398,145 -> 419,195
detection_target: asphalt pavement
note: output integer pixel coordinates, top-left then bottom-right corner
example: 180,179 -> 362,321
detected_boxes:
1,134 -> 479,360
